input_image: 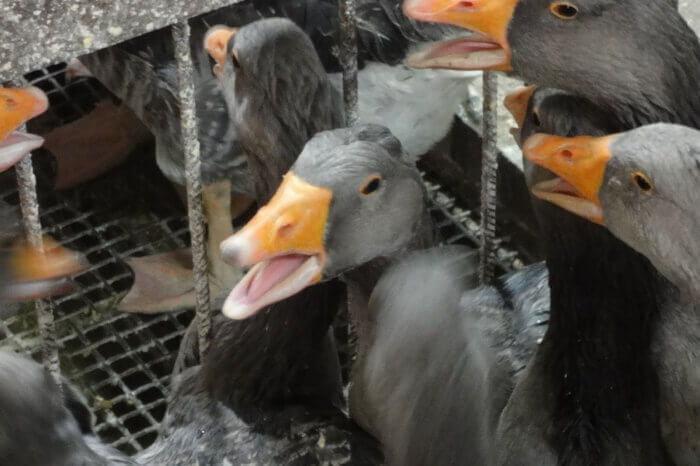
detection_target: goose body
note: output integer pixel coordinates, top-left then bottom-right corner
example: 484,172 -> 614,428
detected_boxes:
402,0 -> 700,461
218,118 -> 554,464
524,123 -> 700,466
79,0 -> 478,193
132,20 -> 380,465
0,351 -> 136,466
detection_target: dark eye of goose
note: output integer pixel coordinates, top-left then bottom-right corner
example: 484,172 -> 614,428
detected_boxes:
632,171 -> 653,193
532,108 -> 542,127
550,2 -> 579,20
360,175 -> 382,196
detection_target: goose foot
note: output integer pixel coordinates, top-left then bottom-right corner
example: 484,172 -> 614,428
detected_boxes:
118,248 -> 243,313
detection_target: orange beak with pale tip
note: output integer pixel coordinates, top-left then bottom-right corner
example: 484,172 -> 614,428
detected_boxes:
0,87 -> 48,172
522,133 -> 617,225
6,236 -> 87,301
204,25 -> 238,80
218,173 -> 332,320
0,86 -> 48,141
404,0 -> 517,71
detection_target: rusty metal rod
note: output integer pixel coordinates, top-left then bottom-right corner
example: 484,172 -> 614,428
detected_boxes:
12,110 -> 62,384
479,71 -> 499,285
11,77 -> 61,383
172,21 -> 212,358
338,0 -> 359,126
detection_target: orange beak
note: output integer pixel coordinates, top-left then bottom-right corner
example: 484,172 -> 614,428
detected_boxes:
523,133 -> 617,225
204,25 -> 238,80
504,85 -> 535,129
404,0 -> 517,71
0,87 -> 48,172
6,236 -> 86,301
219,173 -> 332,320
0,87 -> 48,141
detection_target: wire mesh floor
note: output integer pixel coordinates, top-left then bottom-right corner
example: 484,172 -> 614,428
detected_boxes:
0,63 -> 523,455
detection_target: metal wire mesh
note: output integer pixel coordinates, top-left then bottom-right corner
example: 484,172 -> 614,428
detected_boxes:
0,61 -> 521,455
1,64 -> 194,455
424,177 -> 522,275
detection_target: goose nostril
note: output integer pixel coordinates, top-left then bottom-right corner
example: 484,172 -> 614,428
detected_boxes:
560,149 -> 573,160
452,0 -> 476,10
276,222 -> 295,238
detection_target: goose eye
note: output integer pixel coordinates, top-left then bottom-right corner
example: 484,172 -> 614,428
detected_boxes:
550,2 -> 579,20
532,108 -> 542,127
360,175 -> 382,196
632,171 -> 653,193
231,49 -> 241,68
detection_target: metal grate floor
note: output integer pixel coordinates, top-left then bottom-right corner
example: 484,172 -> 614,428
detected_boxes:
0,63 -> 523,455
1,64 -> 195,455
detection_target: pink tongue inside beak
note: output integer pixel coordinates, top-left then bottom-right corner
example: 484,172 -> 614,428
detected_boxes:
245,254 -> 308,302
0,132 -> 44,172
550,178 -> 580,196
428,40 -> 501,58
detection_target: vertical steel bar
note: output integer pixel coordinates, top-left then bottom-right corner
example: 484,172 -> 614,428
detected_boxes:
16,156 -> 61,383
479,71 -> 499,285
337,0 -> 360,384
172,21 -> 212,358
12,107 -> 61,384
338,0 -> 359,126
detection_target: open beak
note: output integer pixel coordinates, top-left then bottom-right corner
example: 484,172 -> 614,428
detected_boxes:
0,87 -> 48,172
6,236 -> 86,301
404,0 -> 517,71
204,25 -> 237,80
219,173 -> 332,320
523,133 -> 616,225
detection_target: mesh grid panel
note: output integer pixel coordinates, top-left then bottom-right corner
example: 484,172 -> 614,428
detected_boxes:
1,64 -> 195,455
0,63 -> 522,455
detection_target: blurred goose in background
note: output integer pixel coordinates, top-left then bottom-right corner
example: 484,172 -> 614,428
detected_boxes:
0,86 -> 47,171
0,86 -> 85,305
204,18 -> 344,204
0,350 -> 136,466
524,123 -> 700,466
70,25 -> 249,312
56,0 -> 478,312
0,89 -> 101,463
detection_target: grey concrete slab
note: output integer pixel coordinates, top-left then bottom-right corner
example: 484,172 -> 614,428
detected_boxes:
0,0 -> 245,81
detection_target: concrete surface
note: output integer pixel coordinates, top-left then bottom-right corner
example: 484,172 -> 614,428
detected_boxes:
0,0 -> 245,81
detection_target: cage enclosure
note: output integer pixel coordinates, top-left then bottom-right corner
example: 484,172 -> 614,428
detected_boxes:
0,0 -> 533,455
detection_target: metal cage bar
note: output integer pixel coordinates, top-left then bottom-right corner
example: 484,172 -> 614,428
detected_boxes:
338,0 -> 359,126
479,71 -> 499,285
172,21 -> 212,358
12,77 -> 62,384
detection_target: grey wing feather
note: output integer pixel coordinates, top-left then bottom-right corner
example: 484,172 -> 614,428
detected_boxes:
499,262 -> 550,375
363,247 -> 550,465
